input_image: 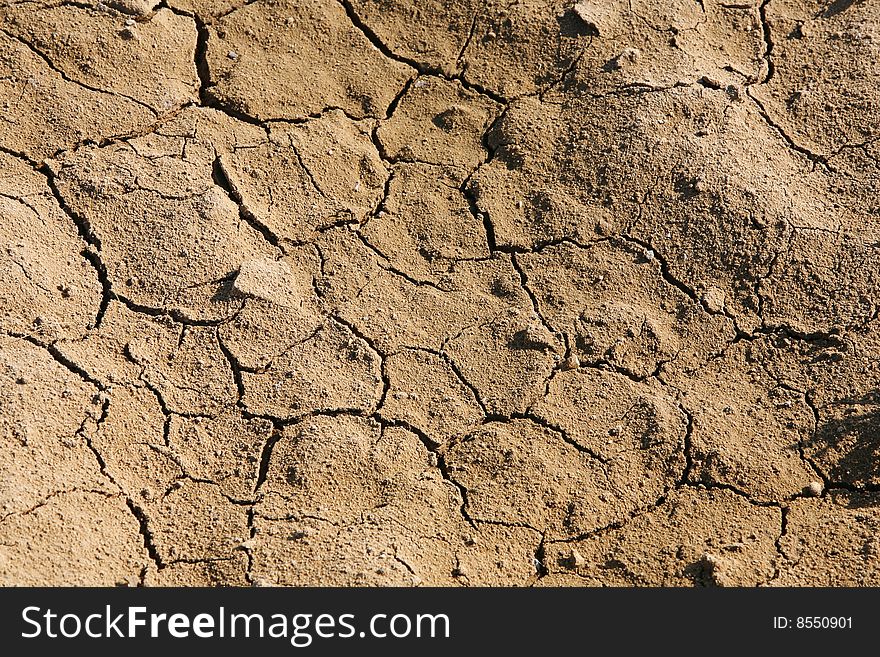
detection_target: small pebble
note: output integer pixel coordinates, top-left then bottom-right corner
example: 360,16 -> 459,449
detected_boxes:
595,217 -> 613,236
804,481 -> 823,497
699,75 -> 722,89
793,21 -> 810,39
699,552 -> 725,585
567,548 -> 586,569
702,286 -> 726,313
517,323 -> 556,350
620,47 -> 640,63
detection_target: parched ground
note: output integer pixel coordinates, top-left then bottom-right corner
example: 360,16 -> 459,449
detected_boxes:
0,0 -> 878,587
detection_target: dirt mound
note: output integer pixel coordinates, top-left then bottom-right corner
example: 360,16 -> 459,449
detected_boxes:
1,0 -> 878,586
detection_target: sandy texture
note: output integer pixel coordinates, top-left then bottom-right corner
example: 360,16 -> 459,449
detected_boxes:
0,0 -> 878,587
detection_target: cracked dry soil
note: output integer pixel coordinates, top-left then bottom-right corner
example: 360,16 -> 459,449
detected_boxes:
0,0 -> 878,588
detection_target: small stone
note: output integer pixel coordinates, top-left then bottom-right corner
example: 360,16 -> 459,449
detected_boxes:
513,323 -> 556,350
700,552 -> 719,570
490,276 -> 517,298
566,548 -> 586,569
560,354 -> 580,371
702,286 -> 726,313
227,51 -> 239,60
804,481 -> 824,497
237,538 -> 256,550
108,0 -> 155,15
698,552 -> 729,586
699,75 -> 722,89
595,217 -> 613,236
572,2 -> 613,35
620,47 -> 640,63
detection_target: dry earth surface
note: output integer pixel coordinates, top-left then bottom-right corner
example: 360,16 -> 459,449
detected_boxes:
0,0 -> 879,587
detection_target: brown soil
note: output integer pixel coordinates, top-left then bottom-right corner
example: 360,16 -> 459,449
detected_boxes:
1,0 -> 879,587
